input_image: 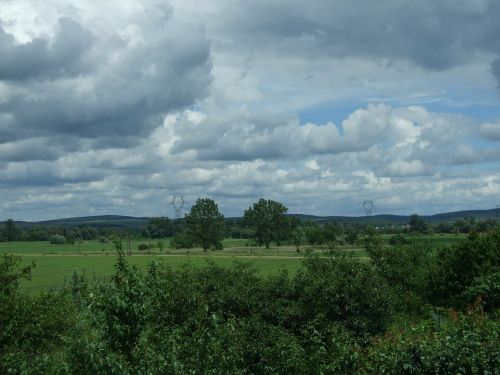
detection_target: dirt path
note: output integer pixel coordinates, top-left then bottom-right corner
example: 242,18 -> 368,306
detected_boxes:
18,252 -> 370,261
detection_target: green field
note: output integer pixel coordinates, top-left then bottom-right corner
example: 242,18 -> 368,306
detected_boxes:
1,233 -> 466,293
18,254 -> 304,293
2,238 -> 307,292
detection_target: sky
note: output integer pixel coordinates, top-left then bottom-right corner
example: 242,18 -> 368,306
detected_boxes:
1,0 -> 500,221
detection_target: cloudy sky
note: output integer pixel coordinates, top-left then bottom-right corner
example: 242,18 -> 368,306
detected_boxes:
1,0 -> 500,220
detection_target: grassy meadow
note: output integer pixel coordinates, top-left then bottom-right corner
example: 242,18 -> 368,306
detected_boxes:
1,233 -> 466,293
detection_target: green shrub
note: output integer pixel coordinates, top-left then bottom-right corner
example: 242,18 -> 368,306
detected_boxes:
426,229 -> 500,309
293,254 -> 396,336
366,236 -> 433,316
1,242 -> 498,374
156,240 -> 164,252
389,233 -> 409,246
169,230 -> 194,249
49,234 -> 66,244
464,270 -> 500,313
365,314 -> 499,374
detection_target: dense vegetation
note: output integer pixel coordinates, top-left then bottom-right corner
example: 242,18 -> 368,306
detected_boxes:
1,226 -> 498,374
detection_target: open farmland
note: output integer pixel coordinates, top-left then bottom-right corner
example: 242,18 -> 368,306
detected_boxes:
18,254 -> 304,293
2,234 -> 466,292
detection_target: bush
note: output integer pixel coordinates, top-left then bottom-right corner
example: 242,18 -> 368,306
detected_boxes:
49,234 -> 66,245
156,240 -> 165,252
170,231 -> 194,249
366,236 -> 433,315
389,233 -> 409,246
464,270 -> 500,313
426,229 -> 500,309
1,239 -> 498,374
365,314 -> 499,374
293,254 -> 396,336
138,243 -> 150,251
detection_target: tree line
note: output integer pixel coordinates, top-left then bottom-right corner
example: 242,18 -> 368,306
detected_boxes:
1,200 -> 499,251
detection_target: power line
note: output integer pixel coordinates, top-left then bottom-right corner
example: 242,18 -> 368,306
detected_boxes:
363,200 -> 374,217
169,195 -> 185,219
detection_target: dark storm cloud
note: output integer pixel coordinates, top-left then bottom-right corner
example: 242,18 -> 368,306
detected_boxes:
0,17 -> 93,80
0,8 -> 212,153
215,0 -> 500,71
0,135 -> 84,162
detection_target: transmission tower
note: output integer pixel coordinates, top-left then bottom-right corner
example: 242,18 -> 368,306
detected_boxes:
169,195 -> 185,219
363,200 -> 375,217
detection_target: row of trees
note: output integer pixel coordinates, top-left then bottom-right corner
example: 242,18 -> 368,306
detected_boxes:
408,213 -> 499,234
178,198 -> 290,251
180,197 -> 354,250
2,203 -> 499,249
0,222 -> 119,243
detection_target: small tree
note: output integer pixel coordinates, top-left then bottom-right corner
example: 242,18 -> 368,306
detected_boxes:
292,227 -> 305,251
2,219 -> 20,252
49,234 -> 66,245
243,199 -> 288,249
185,198 -> 225,251
409,214 -> 427,233
157,240 -> 165,252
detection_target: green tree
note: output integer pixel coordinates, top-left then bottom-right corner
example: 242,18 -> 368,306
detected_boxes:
303,222 -> 326,246
292,227 -> 306,251
185,198 -> 225,251
90,248 -> 146,360
243,199 -> 288,249
2,219 -> 20,252
323,222 -> 338,243
426,229 -> 500,309
408,213 -> 427,233
156,240 -> 165,252
143,217 -> 175,238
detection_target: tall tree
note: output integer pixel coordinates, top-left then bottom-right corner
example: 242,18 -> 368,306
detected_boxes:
2,219 -> 20,252
409,214 -> 427,233
243,198 -> 288,249
143,217 -> 175,238
185,198 -> 225,251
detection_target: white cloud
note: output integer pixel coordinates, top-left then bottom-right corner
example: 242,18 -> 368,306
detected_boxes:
1,0 -> 500,220
385,159 -> 426,177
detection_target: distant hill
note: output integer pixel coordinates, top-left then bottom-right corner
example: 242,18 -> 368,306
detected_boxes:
12,208 -> 499,229
289,208 -> 500,225
16,215 -> 150,229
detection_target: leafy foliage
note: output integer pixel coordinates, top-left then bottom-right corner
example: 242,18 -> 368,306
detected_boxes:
89,249 -> 146,359
243,198 -> 289,248
408,213 -> 428,233
366,314 -> 499,374
142,216 -> 175,238
2,218 -> 20,242
294,254 -> 396,336
1,226 -> 499,373
185,198 -> 225,251
169,229 -> 195,249
366,235 -> 433,315
426,229 -> 500,309
49,233 -> 67,244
